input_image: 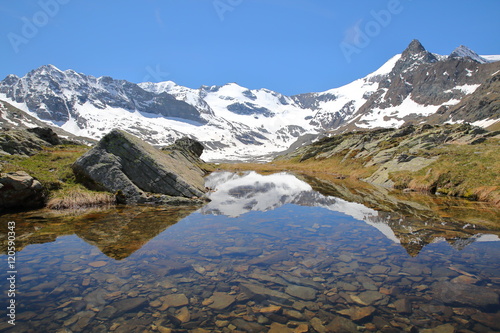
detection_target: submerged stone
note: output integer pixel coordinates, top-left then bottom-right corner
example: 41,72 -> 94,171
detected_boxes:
207,292 -> 235,310
420,323 -> 456,333
350,291 -> 384,306
338,306 -> 376,321
161,294 -> 189,309
269,322 -> 293,333
394,298 -> 412,314
285,285 -> 317,301
175,306 -> 190,323
240,283 -> 291,304
432,281 -> 499,307
325,316 -> 359,333
231,318 -> 266,332
111,297 -> 148,316
471,312 -> 500,330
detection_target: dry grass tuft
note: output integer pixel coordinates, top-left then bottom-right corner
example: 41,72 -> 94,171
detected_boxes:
47,188 -> 116,210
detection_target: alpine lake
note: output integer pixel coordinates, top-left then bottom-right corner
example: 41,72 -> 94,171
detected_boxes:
1,171 -> 499,333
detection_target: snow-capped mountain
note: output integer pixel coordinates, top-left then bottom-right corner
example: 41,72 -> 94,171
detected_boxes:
297,40 -> 500,133
1,40 -> 498,161
449,45 -> 489,64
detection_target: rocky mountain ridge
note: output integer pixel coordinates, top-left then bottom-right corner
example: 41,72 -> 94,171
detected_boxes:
1,40 -> 499,161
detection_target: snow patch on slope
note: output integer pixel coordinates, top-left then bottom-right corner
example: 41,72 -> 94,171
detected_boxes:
472,118 -> 499,128
356,96 -> 440,129
367,54 -> 401,78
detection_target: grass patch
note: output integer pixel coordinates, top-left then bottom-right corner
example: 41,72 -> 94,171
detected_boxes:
1,144 -> 116,210
0,145 -> 89,189
390,138 -> 500,205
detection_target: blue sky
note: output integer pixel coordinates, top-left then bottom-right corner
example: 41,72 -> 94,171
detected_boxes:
1,0 -> 499,95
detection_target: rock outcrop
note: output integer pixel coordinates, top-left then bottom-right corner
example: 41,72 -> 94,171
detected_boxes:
0,171 -> 45,211
72,130 -> 208,204
0,127 -> 61,156
277,123 -> 499,191
161,137 -> 206,167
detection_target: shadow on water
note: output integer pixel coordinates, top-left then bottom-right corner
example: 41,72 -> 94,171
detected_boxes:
0,171 -> 499,332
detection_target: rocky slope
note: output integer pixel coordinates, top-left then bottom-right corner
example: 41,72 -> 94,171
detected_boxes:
1,126 -> 210,211
1,40 -> 498,161
0,127 -> 62,156
276,123 -> 500,205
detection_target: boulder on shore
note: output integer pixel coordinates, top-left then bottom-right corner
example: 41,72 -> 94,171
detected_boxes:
0,127 -> 61,156
0,171 -> 45,210
72,130 -> 208,204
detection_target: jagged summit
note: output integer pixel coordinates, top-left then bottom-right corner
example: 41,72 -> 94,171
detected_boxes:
399,39 -> 437,64
29,64 -> 63,75
449,45 -> 488,64
404,39 -> 427,55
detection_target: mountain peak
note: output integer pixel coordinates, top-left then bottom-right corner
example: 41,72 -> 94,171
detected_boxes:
27,64 -> 64,78
403,39 -> 426,55
449,45 -> 488,64
37,64 -> 62,72
398,39 -> 437,67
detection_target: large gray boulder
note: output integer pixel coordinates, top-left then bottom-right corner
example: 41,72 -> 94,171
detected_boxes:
72,130 -> 208,204
0,171 -> 45,210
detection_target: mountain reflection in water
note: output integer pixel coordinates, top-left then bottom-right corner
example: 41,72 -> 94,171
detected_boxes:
203,171 -> 500,256
0,171 -> 499,332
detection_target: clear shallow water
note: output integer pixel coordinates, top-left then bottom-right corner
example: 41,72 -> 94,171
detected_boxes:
1,171 -> 500,332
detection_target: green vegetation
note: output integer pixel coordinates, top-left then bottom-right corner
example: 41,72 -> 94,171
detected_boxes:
0,145 -> 115,210
390,138 -> 500,205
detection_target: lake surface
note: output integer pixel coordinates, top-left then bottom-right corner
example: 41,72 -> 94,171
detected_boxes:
1,171 -> 499,332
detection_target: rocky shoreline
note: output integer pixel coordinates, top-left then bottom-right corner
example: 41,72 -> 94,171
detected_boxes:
0,127 -> 210,213
272,123 -> 500,206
